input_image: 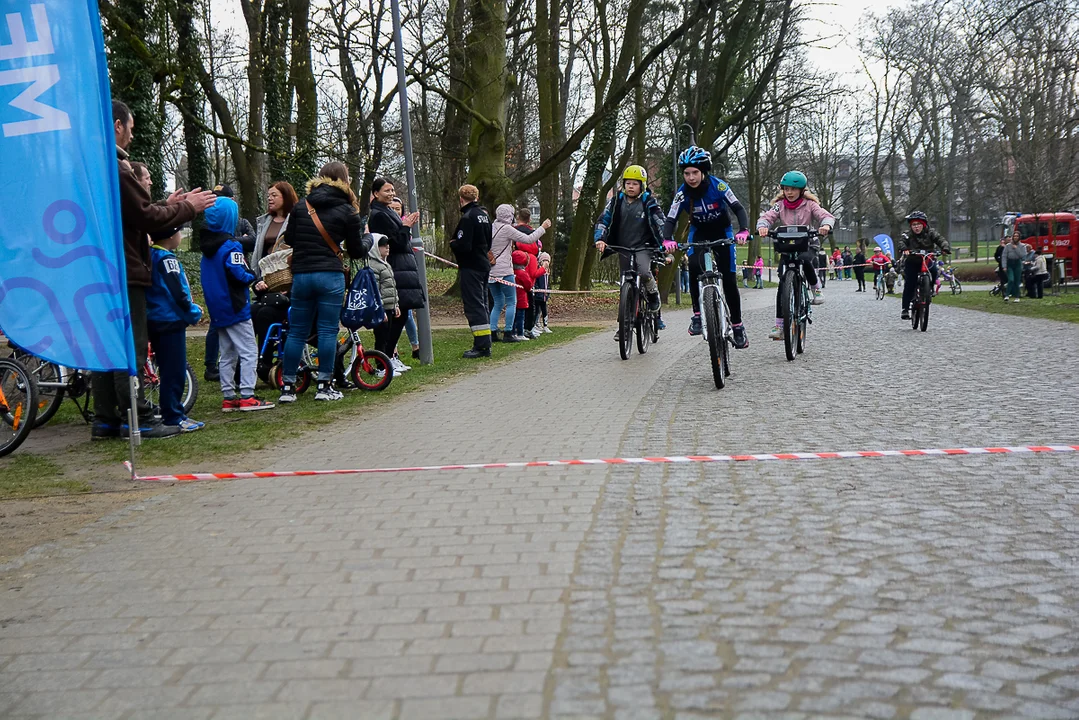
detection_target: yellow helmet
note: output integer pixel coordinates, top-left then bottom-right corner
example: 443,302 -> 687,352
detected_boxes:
622,164 -> 648,188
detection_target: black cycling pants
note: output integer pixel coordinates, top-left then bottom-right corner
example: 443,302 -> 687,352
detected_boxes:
689,249 -> 742,325
902,257 -> 939,310
775,251 -> 818,318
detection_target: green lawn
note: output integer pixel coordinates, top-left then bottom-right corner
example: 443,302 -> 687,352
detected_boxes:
0,327 -> 596,498
931,291 -> 1079,324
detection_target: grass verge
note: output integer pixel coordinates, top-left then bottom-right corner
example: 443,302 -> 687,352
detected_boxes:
0,455 -> 90,499
930,292 -> 1079,324
0,326 -> 596,497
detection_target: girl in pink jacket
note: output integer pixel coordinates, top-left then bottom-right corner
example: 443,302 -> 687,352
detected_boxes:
755,171 -> 834,340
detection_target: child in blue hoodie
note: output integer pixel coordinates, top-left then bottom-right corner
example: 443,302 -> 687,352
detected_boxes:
147,228 -> 204,432
200,198 -> 275,412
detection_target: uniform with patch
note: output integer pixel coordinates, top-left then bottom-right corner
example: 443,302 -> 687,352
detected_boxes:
147,245 -> 202,333
451,199 -> 495,353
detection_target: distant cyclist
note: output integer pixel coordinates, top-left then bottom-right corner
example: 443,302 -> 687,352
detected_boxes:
755,171 -> 832,341
663,146 -> 750,348
868,245 -> 891,290
595,165 -> 673,340
898,210 -> 950,320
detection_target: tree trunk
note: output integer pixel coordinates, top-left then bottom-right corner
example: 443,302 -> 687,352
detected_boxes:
240,0 -> 267,217
175,0 -> 210,249
464,0 -> 513,206
560,111 -> 618,290
441,0 -> 471,256
535,0 -> 560,251
288,0 -> 318,184
263,0 -> 292,182
106,0 -> 165,199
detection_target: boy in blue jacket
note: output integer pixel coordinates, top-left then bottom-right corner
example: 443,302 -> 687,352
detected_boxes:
200,198 -> 275,412
147,228 -> 204,432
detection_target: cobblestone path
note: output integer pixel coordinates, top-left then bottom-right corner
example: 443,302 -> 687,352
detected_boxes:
1,287 -> 1077,719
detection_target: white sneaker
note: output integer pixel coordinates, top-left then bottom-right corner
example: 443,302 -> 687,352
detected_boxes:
812,288 -> 825,305
768,325 -> 783,340
391,358 -> 410,373
543,326 -> 552,334
314,384 -> 344,401
1013,298 -> 1020,303
278,384 -> 297,404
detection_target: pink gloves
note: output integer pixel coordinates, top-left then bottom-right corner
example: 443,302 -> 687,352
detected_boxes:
662,240 -> 677,253
735,230 -> 750,244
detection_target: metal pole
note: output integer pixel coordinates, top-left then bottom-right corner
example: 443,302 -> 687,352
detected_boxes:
390,0 -> 433,365
127,375 -> 140,479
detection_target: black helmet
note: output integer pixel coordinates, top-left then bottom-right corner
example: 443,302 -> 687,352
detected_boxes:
905,210 -> 929,224
678,145 -> 712,175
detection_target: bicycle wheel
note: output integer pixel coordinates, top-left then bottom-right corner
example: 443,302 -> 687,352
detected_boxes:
635,300 -> 651,356
650,314 -> 660,343
618,282 -> 634,361
0,358 -> 37,457
272,364 -> 312,393
718,296 -> 731,379
181,364 -> 199,414
796,282 -> 808,355
876,276 -> 885,300
702,285 -> 724,389
351,350 -> 393,391
953,278 -> 962,295
10,349 -> 64,428
780,270 -> 796,362
920,275 -> 932,332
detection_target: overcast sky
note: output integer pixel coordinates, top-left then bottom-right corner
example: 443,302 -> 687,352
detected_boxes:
803,0 -> 905,78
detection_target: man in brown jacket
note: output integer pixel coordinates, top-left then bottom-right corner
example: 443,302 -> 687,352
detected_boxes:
91,101 -> 216,440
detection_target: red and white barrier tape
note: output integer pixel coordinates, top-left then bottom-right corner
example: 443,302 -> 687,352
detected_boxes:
423,250 -> 620,294
127,444 -> 1079,483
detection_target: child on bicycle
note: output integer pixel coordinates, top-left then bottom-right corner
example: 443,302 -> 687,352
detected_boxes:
147,228 -> 204,432
869,246 -> 891,290
595,164 -> 671,341
662,147 -> 750,347
755,171 -> 833,341
897,211 -> 950,320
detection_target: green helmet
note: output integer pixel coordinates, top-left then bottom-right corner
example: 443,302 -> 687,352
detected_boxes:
780,171 -> 808,189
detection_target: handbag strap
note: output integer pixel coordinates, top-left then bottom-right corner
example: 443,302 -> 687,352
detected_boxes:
306,200 -> 344,264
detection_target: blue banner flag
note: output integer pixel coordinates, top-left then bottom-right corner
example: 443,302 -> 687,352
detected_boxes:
874,234 -> 894,259
0,1 -> 135,374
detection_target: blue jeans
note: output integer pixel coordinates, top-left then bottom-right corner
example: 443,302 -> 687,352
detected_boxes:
404,310 -> 418,347
680,269 -> 690,292
147,326 -> 187,426
282,271 -> 346,382
513,307 -> 527,336
489,277 -> 517,332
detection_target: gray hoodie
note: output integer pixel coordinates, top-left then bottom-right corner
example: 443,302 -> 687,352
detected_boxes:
1002,242 -> 1026,265
368,241 -> 398,312
489,204 -> 545,280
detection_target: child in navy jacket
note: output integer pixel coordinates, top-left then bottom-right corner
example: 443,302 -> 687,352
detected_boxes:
201,198 -> 274,412
147,228 -> 203,431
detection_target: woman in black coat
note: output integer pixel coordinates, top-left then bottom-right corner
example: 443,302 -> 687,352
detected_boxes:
367,177 -> 425,359
278,162 -> 371,401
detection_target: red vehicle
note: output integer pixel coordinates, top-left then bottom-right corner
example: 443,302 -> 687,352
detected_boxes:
1001,212 -> 1077,279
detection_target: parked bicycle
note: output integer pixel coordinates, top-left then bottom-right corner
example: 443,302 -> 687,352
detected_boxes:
769,226 -> 817,362
0,356 -> 38,457
682,238 -> 733,388
910,251 -> 936,332
608,245 -> 664,360
938,262 -> 962,295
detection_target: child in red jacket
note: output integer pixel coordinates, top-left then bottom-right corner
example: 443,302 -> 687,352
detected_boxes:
511,249 -> 533,339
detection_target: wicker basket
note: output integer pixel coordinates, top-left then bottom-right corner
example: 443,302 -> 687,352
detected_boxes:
259,248 -> 293,292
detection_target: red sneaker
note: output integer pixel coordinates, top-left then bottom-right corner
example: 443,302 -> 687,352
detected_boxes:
237,396 -> 275,412
222,398 -> 241,413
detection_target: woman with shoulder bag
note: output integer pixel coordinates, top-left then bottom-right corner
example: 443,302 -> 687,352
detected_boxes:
277,162 -> 371,403
368,177 -> 423,364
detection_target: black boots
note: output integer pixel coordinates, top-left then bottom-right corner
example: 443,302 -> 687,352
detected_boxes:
462,334 -> 492,359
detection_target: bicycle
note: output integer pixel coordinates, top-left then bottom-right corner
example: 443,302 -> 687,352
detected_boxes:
873,264 -> 889,300
769,226 -> 817,362
0,356 -> 38,457
940,263 -> 962,295
681,238 -> 733,388
607,245 -> 664,360
909,251 -> 937,332
8,344 -> 197,428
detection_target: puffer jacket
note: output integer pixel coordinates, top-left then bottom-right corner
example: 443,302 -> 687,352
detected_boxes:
368,201 -> 426,310
489,204 -> 545,279
755,192 -> 834,251
899,227 -> 950,255
368,243 -> 398,312
512,250 -> 532,308
282,177 -> 368,275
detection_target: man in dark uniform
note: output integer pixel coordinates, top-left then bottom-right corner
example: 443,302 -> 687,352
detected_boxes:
450,184 -> 493,358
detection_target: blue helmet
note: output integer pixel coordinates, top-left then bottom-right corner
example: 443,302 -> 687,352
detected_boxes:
678,145 -> 712,174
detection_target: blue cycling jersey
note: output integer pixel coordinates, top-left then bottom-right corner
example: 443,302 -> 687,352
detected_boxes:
663,176 -> 749,250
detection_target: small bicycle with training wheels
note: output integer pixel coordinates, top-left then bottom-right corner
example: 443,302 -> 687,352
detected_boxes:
938,262 -> 962,294
769,226 -> 817,362
681,238 -> 734,388
607,245 -> 664,360
909,250 -> 937,332
873,264 -> 889,300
